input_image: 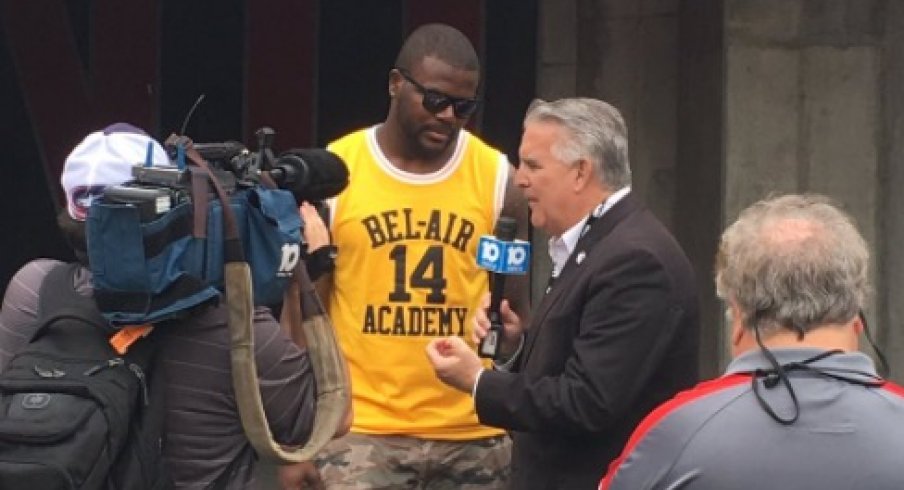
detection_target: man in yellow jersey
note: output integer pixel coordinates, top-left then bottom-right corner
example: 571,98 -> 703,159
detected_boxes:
289,23 -> 529,489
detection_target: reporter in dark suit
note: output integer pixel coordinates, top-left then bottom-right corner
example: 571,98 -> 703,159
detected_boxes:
426,97 -> 700,489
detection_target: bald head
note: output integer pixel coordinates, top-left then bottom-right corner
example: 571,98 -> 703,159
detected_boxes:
715,194 -> 869,336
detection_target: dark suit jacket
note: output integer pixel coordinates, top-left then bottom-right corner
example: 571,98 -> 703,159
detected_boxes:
476,194 -> 700,489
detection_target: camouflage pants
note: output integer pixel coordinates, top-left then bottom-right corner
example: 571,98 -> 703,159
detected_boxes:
314,433 -> 511,489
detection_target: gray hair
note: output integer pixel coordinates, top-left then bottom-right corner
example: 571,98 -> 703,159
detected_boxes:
715,194 -> 869,336
524,98 -> 631,190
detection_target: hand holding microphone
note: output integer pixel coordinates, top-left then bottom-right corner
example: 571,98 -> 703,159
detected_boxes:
473,294 -> 522,359
475,217 -> 530,360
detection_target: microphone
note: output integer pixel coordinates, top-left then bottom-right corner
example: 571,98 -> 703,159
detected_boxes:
268,148 -> 350,203
475,216 -> 531,359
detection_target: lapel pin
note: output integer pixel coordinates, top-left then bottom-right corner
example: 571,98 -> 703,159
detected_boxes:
576,251 -> 586,265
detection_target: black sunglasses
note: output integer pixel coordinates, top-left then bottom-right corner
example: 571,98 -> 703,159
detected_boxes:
396,68 -> 480,119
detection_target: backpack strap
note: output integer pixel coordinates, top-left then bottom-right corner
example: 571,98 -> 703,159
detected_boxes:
32,263 -> 110,342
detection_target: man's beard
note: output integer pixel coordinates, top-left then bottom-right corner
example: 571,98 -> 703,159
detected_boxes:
401,116 -> 456,160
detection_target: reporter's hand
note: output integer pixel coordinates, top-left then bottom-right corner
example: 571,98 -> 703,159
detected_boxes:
426,337 -> 484,393
472,292 -> 523,358
278,461 -> 324,490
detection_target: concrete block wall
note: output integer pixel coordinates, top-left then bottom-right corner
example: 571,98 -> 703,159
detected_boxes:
535,0 -> 904,378
536,0 -> 727,375
725,0 -> 896,373
877,0 -> 904,379
724,1 -> 881,249
535,0 -> 685,308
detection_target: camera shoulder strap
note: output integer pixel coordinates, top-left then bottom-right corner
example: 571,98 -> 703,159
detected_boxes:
184,146 -> 350,463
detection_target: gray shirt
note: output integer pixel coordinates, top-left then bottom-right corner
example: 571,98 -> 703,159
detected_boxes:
602,347 -> 904,490
0,259 -> 317,489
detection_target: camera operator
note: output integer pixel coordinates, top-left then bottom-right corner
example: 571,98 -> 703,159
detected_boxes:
0,123 -> 350,489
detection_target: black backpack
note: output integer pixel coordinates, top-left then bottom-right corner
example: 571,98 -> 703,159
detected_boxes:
0,263 -> 171,489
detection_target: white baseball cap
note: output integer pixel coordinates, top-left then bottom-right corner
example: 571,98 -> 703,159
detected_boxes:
61,123 -> 169,221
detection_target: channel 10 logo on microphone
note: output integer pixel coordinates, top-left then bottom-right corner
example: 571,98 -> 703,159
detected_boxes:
476,236 -> 531,274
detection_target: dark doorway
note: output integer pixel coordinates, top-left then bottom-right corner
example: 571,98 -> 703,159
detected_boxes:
0,0 -> 537,293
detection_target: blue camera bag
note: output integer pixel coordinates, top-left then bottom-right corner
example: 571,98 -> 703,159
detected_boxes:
86,184 -> 301,325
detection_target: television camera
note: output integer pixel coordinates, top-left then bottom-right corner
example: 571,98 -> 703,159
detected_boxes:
103,127 -> 313,223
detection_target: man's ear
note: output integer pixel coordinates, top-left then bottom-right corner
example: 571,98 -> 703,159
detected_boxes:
728,301 -> 745,348
388,68 -> 404,98
572,158 -> 592,191
853,314 -> 865,335
731,321 -> 745,348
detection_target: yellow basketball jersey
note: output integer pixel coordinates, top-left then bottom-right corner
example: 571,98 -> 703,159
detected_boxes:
326,126 -> 509,439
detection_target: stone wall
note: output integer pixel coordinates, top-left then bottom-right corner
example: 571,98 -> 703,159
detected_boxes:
535,0 -> 904,379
